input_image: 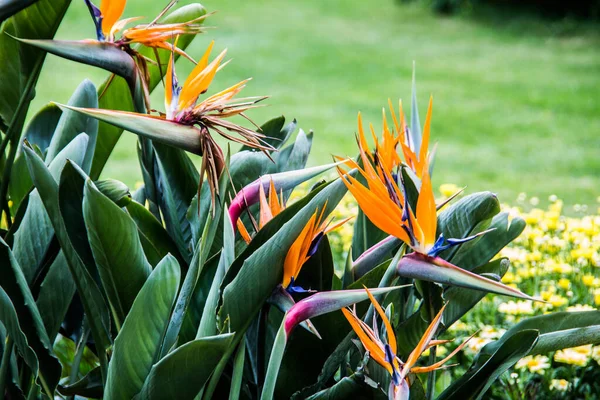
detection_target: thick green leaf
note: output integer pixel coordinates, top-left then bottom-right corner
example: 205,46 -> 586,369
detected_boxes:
178,252 -> 220,343
9,103 -> 62,209
482,311 -> 600,357
260,318 -> 287,400
58,366 -> 103,398
0,286 -> 38,381
58,161 -> 97,272
95,179 -> 131,207
437,330 -> 538,400
153,142 -> 199,262
0,238 -> 61,393
437,192 -> 500,264
45,80 -> 98,172
23,103 -> 61,154
105,254 -> 181,400
83,179 -> 152,327
126,200 -> 183,266
90,4 -> 207,178
160,159 -> 229,358
22,143 -> 112,352
13,133 -> 88,284
0,0 -> 38,23
35,251 -> 75,341
0,0 -> 70,129
197,209 -> 235,338
229,339 -> 246,400
449,212 -> 525,271
138,333 -> 234,400
306,373 -> 383,400
277,128 -> 311,171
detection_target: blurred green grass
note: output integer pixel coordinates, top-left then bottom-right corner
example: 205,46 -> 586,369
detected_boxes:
30,0 -> 600,207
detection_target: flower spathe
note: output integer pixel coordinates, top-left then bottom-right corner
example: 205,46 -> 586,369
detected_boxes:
337,105 -> 482,258
235,179 -> 285,244
342,288 -> 472,399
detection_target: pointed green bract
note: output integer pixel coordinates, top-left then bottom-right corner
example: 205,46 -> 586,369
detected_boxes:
396,253 -> 537,301
16,38 -> 137,85
56,104 -> 202,155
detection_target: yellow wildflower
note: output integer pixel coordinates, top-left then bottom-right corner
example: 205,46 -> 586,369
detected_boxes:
515,355 -> 550,374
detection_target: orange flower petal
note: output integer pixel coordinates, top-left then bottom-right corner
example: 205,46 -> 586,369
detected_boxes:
364,287 -> 397,354
342,307 -> 391,374
100,0 -> 127,36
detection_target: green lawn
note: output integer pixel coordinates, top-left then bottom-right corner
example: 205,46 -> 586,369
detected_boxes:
30,0 -> 600,208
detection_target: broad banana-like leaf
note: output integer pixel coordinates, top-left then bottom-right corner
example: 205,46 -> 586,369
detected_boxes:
481,311 -> 600,357
9,103 -> 62,210
437,191 -> 500,264
396,253 -> 537,301
261,286 -> 407,400
138,333 -> 234,399
0,0 -> 38,23
36,251 -> 75,341
83,179 -> 152,327
0,0 -> 70,130
0,238 -> 61,395
22,142 -> 112,353
126,200 -> 184,266
228,162 -> 345,227
104,254 -> 180,400
438,330 -> 538,400
13,82 -> 96,284
196,209 -> 235,338
95,179 -> 131,207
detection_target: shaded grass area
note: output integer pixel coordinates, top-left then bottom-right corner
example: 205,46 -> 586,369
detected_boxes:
29,0 -> 600,207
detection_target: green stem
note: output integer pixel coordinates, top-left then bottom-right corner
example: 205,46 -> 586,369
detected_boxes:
0,336 -> 14,398
67,327 -> 91,400
426,346 -> 437,400
0,56 -> 44,228
98,347 -> 108,387
25,379 -> 38,400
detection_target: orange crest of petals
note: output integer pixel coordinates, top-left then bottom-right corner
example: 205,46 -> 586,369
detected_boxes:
100,0 -> 127,36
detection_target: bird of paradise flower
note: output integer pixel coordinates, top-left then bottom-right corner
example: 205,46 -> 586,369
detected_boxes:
343,287 -> 473,400
337,101 -> 539,301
